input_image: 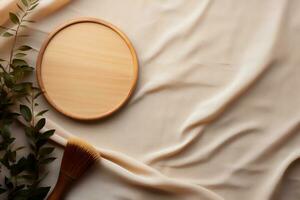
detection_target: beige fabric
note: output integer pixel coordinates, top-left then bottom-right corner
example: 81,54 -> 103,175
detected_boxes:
0,0 -> 70,24
1,0 -> 300,199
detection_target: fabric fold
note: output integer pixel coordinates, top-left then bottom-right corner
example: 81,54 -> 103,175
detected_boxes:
2,0 -> 300,200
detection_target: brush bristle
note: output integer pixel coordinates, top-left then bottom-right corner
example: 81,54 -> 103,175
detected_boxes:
60,137 -> 101,179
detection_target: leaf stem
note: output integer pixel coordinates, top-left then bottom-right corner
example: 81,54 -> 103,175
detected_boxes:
8,7 -> 28,73
31,90 -> 35,126
0,26 -> 16,32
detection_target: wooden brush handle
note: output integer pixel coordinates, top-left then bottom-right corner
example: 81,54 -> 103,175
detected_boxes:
47,172 -> 74,200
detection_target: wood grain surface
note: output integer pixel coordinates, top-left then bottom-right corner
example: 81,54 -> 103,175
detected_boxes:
36,18 -> 138,120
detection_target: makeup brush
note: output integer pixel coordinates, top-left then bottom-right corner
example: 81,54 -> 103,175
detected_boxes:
47,137 -> 101,200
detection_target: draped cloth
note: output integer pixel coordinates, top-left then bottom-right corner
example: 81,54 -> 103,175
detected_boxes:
1,0 -> 300,199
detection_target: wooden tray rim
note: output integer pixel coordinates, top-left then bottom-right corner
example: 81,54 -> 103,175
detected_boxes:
36,17 -> 139,121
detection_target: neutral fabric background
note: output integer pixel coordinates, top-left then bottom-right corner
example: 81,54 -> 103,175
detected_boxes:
1,0 -> 300,199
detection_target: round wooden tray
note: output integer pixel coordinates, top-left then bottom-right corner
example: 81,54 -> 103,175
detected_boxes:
36,18 -> 138,120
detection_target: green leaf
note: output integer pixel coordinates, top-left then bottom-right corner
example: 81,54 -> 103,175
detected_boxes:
1,153 -> 10,168
20,24 -> 28,28
10,159 -> 26,176
20,104 -> 32,122
14,184 -> 25,192
20,174 -> 35,181
32,86 -> 40,91
35,118 -> 45,130
7,150 -> 16,162
33,0 -> 40,4
4,177 -> 13,189
34,91 -> 43,99
0,25 -> 9,30
18,45 -> 32,51
20,65 -> 34,72
0,64 -> 5,72
36,171 -> 49,183
36,139 -> 47,149
36,109 -> 48,117
11,66 -> 34,81
8,137 -> 16,144
30,143 -> 36,151
2,32 -> 13,37
0,63 -> 4,71
30,187 -> 51,200
25,153 -> 37,172
25,96 -> 30,103
15,146 -> 25,151
12,188 -> 30,199
12,82 -> 32,93
29,3 -> 39,11
12,59 -> 28,67
39,157 -> 56,165
39,147 -> 54,157
24,20 -> 35,23
0,187 -> 6,194
17,3 -> 25,12
15,53 -> 26,58
9,12 -> 20,24
21,0 -> 28,7
3,72 -> 14,87
25,126 -> 33,139
41,129 -> 55,139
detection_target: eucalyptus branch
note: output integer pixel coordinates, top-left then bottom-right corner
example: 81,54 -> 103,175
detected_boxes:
20,88 -> 55,188
0,0 -> 55,199
8,20 -> 21,73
